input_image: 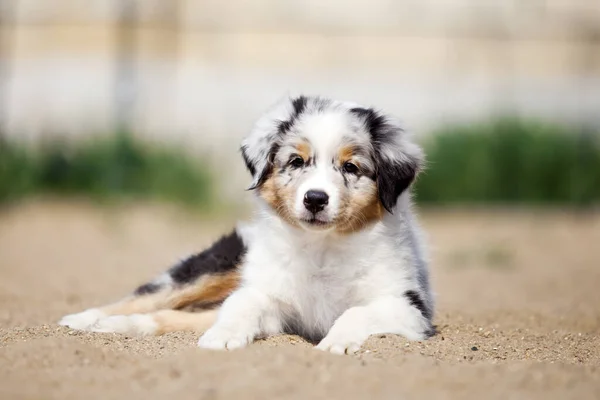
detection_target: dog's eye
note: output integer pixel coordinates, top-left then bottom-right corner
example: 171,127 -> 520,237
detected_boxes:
343,162 -> 359,174
289,156 -> 305,168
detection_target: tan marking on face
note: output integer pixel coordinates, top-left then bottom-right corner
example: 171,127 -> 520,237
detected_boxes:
258,173 -> 300,228
337,145 -> 365,170
335,183 -> 384,234
338,145 -> 356,164
258,172 -> 279,208
296,141 -> 312,161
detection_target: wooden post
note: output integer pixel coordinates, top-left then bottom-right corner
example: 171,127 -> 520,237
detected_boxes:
0,0 -> 15,135
114,0 -> 138,135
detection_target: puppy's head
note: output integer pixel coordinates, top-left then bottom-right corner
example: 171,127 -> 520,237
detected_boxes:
241,96 -> 424,233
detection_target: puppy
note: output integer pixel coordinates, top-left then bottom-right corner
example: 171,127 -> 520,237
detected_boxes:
59,95 -> 435,354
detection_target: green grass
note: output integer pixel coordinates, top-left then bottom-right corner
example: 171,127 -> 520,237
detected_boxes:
414,118 -> 600,206
2,118 -> 599,208
0,133 -> 214,207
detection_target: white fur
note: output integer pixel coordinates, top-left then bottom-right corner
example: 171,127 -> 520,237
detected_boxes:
241,96 -> 299,189
294,164 -> 340,225
59,308 -> 106,330
152,272 -> 173,288
90,314 -> 158,336
199,97 -> 433,354
199,195 -> 432,354
60,96 -> 433,354
60,309 -> 159,335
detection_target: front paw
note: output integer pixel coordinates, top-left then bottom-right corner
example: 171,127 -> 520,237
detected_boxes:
316,330 -> 367,355
197,325 -> 254,351
58,309 -> 106,331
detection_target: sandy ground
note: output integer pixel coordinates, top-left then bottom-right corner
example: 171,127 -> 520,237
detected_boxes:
1,201 -> 599,399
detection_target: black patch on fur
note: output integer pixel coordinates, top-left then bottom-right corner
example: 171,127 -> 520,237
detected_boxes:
350,107 -> 386,136
247,142 -> 280,190
182,300 -> 225,312
342,173 -> 349,187
262,143 -> 281,187
350,107 -> 419,213
376,159 -> 418,213
240,145 -> 256,176
425,325 -> 438,338
169,229 -> 246,285
292,95 -> 308,115
245,97 -> 307,189
277,96 -> 307,135
244,96 -> 308,190
313,96 -> 331,112
404,290 -> 432,321
133,282 -> 162,296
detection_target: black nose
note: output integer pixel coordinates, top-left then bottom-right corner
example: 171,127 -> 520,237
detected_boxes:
303,190 -> 329,213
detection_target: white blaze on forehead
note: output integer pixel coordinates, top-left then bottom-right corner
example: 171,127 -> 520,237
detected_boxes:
297,111 -> 354,159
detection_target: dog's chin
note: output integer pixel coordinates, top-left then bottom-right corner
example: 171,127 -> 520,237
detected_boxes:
297,215 -> 335,232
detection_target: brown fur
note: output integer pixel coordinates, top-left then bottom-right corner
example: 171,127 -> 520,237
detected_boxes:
260,142 -> 384,234
338,145 -> 358,165
96,270 -> 240,317
258,173 -> 300,228
335,184 -> 384,234
334,145 -> 384,233
168,272 -> 241,309
295,141 -> 312,161
149,309 -> 219,335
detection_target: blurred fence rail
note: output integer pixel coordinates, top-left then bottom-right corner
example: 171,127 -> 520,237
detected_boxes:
0,0 -> 599,204
6,1 -> 600,38
0,0 -> 599,195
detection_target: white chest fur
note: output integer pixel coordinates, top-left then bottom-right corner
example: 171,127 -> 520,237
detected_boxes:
239,213 -> 414,340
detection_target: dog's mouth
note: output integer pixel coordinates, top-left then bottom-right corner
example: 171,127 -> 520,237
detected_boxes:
298,216 -> 334,230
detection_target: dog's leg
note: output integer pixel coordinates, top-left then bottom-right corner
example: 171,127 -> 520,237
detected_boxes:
59,228 -> 246,331
89,309 -> 220,336
58,270 -> 239,331
197,287 -> 283,350
316,294 -> 435,355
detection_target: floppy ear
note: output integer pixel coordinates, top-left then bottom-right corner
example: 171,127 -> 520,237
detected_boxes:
351,107 -> 424,213
375,142 -> 423,213
240,142 -> 279,190
240,95 -> 308,190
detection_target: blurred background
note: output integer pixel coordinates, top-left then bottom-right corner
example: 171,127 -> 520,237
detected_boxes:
0,0 -> 599,209
2,4 -> 600,392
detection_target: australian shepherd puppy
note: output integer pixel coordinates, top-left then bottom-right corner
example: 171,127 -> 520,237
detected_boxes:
59,95 -> 435,354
